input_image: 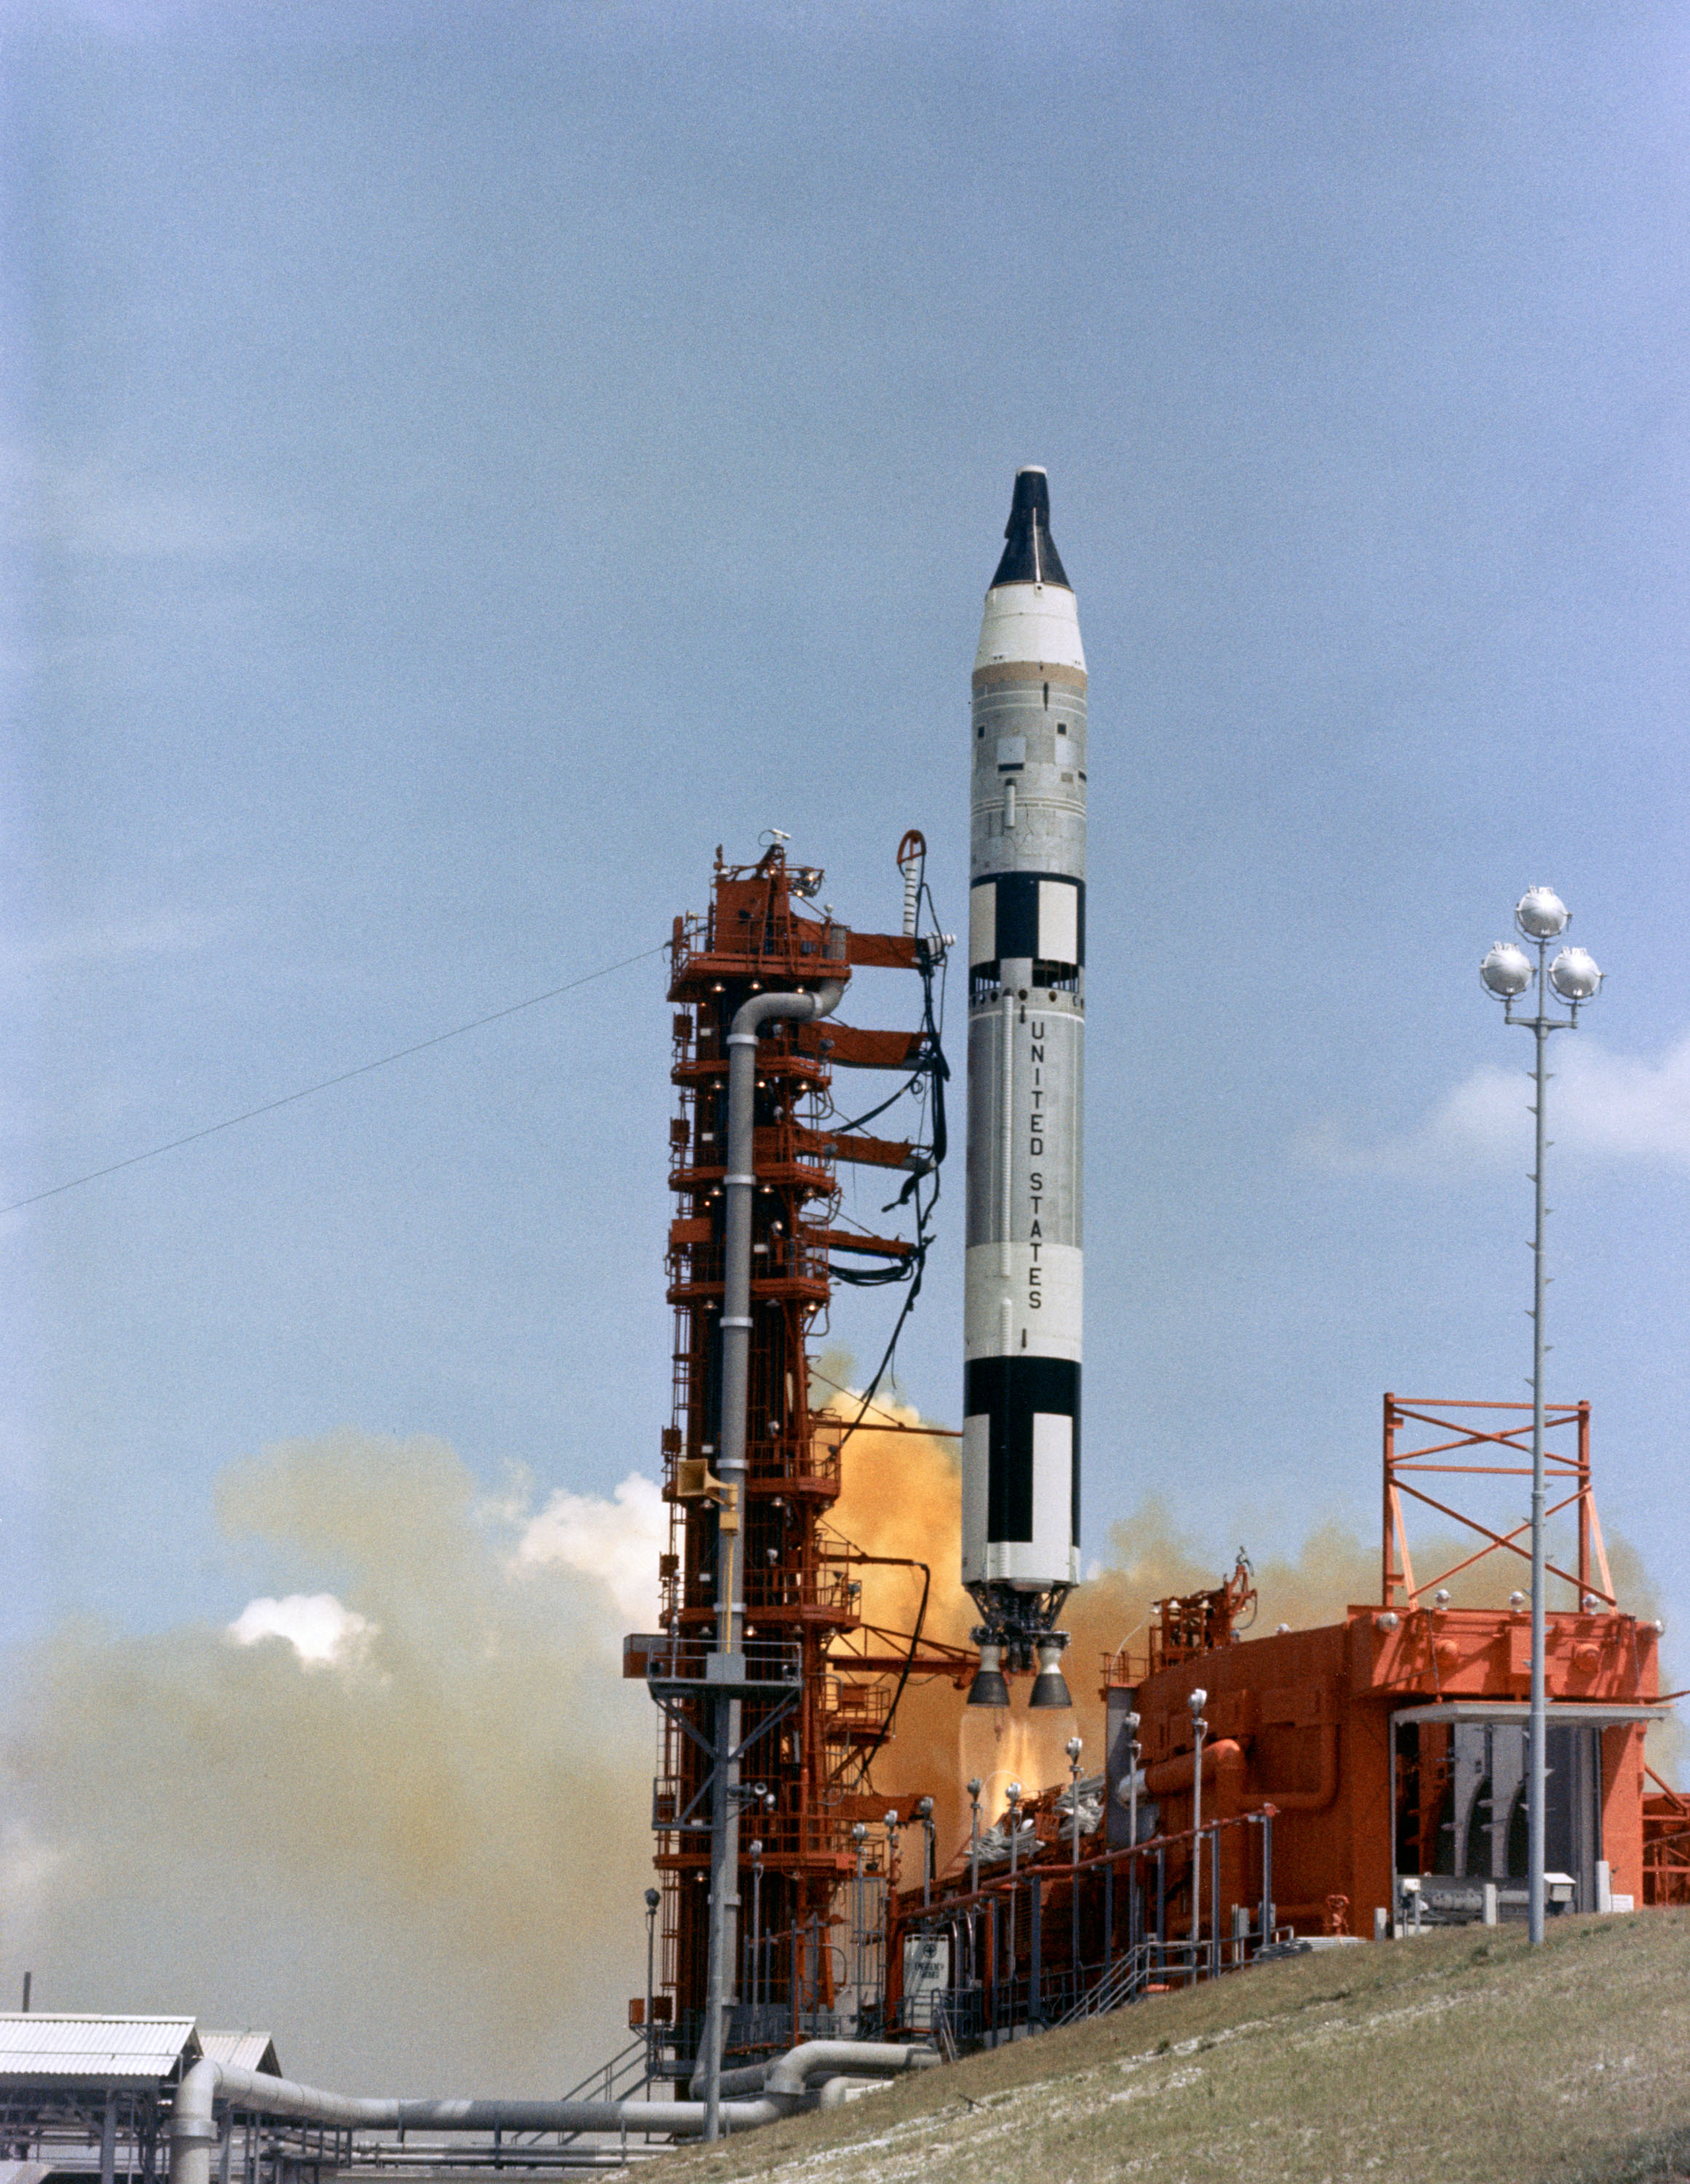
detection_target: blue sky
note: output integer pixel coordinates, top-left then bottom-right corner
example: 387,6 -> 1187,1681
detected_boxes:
5,1 -> 1688,1670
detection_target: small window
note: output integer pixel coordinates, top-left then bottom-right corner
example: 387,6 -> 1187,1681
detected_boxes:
1057,722 -> 1067,735
1042,681 -> 1049,708
977,725 -> 984,740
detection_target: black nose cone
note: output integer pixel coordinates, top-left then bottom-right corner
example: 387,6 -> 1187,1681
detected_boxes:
991,466 -> 1071,590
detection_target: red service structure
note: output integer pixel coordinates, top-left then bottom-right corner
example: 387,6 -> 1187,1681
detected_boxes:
880,1394 -> 1668,2046
625,841 -> 962,2081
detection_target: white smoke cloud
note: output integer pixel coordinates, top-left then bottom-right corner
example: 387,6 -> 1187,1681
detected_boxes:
0,1431 -> 664,2090
512,1471 -> 665,1629
227,1594 -> 376,1666
1299,1029 -> 1690,1177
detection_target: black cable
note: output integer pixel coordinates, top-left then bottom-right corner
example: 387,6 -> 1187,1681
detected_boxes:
849,1558 -> 933,1789
5,939 -> 668,1214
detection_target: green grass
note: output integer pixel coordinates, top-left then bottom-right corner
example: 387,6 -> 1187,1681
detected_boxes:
662,1911 -> 1690,2184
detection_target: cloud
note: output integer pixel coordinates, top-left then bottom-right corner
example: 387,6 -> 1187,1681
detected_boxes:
512,1471 -> 665,1629
1,445 -> 294,561
1299,1029 -> 1690,1178
0,908 -> 226,984
0,1431 -> 657,2090
226,1593 -> 376,1666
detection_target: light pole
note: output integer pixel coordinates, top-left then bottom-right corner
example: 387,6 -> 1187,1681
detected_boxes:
1005,1782 -> 1023,1880
1188,1689 -> 1208,1971
883,1811 -> 902,2033
747,1842 -> 763,2017
1480,887 -> 1603,1946
643,1886 -> 662,2084
1123,1709 -> 1142,1951
1066,1736 -> 1084,1994
916,1796 -> 935,1908
850,1821 -> 868,2024
967,1776 -> 983,1896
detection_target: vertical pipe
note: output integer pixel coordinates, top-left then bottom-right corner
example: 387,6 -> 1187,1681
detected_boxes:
1261,1811 -> 1273,1944
1210,1825 -> 1221,1977
699,977 -> 843,2137
100,2090 -> 117,2184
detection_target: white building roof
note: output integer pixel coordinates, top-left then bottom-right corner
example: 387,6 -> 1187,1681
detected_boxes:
199,2032 -> 281,2077
0,2017 -> 201,2083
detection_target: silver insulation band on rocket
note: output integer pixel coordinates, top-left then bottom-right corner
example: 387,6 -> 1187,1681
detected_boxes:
719,1317 -> 753,1330
723,1173 -> 757,1187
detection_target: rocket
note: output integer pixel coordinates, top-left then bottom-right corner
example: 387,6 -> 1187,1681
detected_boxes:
962,467 -> 1084,1711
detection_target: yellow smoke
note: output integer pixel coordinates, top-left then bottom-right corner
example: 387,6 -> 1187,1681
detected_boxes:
823,1390 -> 1684,1845
0,1431 -> 654,2094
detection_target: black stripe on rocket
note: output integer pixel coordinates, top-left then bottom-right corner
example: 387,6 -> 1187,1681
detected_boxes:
964,1356 -> 1081,1546
969,873 -> 1085,978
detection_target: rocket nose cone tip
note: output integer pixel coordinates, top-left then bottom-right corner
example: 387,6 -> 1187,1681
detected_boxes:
992,468 -> 1069,590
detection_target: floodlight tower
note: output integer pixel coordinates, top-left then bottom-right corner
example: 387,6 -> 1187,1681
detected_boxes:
1478,887 -> 1603,1946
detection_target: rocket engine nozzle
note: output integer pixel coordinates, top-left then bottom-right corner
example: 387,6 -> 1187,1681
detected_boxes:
1027,1636 -> 1073,1711
964,1639 -> 1010,1710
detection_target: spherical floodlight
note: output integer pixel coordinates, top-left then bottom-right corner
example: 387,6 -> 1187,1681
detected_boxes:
1480,941 -> 1534,999
1515,887 -> 1569,941
1188,1686 -> 1208,1719
966,1776 -> 983,1799
1510,1591 -> 1528,1611
645,1887 -> 662,1910
1433,1588 -> 1451,1607
1580,1594 -> 1600,1615
1065,1736 -> 1084,1761
1549,946 -> 1602,1002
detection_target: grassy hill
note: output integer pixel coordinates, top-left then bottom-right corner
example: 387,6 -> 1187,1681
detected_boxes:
667,1911 -> 1690,2184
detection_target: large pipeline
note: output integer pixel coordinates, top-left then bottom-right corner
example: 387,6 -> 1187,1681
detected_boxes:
168,2041 -> 937,2184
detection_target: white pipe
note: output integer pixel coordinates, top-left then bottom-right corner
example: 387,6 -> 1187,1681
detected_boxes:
697,957 -> 846,2138
170,2039 -> 936,2184
761,2042 -> 937,2100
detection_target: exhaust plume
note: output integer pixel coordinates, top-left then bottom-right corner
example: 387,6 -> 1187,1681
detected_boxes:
0,1430 -> 656,2093
822,1389 -> 1682,1854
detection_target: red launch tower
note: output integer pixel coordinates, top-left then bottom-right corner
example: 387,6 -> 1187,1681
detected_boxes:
627,841 -> 964,2076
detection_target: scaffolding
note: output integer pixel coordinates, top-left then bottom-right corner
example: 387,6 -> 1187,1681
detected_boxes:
634,842 -> 966,2081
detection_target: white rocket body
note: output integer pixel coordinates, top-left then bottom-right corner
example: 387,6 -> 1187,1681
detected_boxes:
961,470 -> 1085,1633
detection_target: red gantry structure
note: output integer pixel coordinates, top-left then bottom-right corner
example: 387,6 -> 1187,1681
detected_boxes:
626,842 -> 964,2081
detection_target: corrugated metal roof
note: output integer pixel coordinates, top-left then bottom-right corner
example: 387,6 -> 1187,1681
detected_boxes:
199,2032 -> 281,2078
0,2017 -> 200,2081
